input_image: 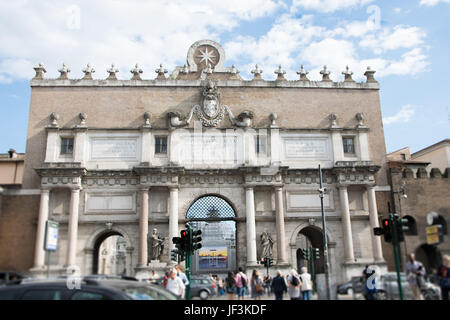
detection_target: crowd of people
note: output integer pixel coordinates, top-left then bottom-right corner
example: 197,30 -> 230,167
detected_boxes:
223,266 -> 314,300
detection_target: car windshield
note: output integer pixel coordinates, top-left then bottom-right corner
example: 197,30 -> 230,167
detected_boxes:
120,285 -> 178,300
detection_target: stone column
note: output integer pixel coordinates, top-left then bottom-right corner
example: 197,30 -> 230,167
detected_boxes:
274,186 -> 287,264
33,188 -> 50,269
245,186 -> 257,265
66,188 -> 81,267
138,188 -> 149,267
367,185 -> 384,262
169,187 -> 179,254
338,185 -> 355,262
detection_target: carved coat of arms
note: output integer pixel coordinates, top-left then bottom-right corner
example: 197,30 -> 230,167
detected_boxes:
196,80 -> 225,127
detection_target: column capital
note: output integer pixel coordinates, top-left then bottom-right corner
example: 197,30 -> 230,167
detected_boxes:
40,187 -> 51,193
365,184 -> 376,190
244,185 -> 254,191
338,184 -> 349,190
70,187 -> 81,192
273,185 -> 284,191
168,185 -> 179,191
139,187 -> 150,192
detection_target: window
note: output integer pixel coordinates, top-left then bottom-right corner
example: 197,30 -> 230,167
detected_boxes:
70,291 -> 110,300
342,137 -> 355,154
60,137 -> 74,155
255,135 -> 267,155
22,289 -> 64,300
401,153 -> 406,161
155,136 -> 167,154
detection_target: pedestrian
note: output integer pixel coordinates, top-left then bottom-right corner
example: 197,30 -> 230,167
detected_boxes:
250,269 -> 264,300
271,270 -> 287,300
162,271 -> 169,287
362,265 -> 377,300
166,268 -> 185,299
175,264 -> 189,286
287,269 -> 301,300
437,254 -> 450,300
235,267 -> 248,300
217,277 -> 225,295
263,274 -> 272,295
225,271 -> 236,300
299,267 -> 313,300
406,253 -> 426,300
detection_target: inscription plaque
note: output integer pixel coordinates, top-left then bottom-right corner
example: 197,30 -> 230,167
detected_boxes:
90,138 -> 138,160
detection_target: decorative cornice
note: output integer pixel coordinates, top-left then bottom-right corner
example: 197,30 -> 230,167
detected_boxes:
30,79 -> 380,90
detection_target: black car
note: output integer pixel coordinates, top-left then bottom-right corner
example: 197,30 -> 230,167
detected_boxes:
0,277 -> 179,300
0,271 -> 25,286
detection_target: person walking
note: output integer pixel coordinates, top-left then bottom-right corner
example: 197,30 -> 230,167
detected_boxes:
271,270 -> 287,300
175,264 -> 189,286
299,267 -> 313,300
287,269 -> 301,300
225,271 -> 236,300
166,268 -> 185,299
235,267 -> 248,300
217,277 -> 225,295
437,254 -> 450,300
263,274 -> 272,295
362,265 -> 377,300
406,253 -> 426,300
250,269 -> 264,300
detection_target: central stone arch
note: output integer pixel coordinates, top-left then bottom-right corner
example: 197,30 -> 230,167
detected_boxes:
186,194 -> 237,276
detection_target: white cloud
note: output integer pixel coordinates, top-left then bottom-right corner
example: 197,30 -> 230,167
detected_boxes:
380,48 -> 429,76
0,0 -> 281,82
383,105 -> 416,125
360,25 -> 426,52
419,0 -> 450,6
291,0 -> 375,13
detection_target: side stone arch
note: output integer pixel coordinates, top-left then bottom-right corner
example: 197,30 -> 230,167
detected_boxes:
289,223 -> 335,247
83,225 -> 135,276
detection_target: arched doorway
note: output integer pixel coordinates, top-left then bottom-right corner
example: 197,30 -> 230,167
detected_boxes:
296,226 -> 325,274
415,244 -> 442,275
186,195 -> 237,276
92,231 -> 127,275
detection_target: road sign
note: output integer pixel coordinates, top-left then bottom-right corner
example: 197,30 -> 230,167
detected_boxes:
426,225 -> 443,245
44,220 -> 59,251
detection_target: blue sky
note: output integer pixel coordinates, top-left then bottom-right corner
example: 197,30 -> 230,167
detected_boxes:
0,0 -> 449,154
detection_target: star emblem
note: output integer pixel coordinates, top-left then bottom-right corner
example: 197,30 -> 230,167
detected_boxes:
197,47 -> 216,65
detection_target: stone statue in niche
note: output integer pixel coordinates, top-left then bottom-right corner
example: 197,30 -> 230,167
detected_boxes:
260,229 -> 274,259
148,228 -> 166,262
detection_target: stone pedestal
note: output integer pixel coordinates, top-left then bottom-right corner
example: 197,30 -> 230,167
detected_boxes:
134,261 -> 168,281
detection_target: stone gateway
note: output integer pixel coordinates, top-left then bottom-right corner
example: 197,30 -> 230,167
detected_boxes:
0,40 -> 391,293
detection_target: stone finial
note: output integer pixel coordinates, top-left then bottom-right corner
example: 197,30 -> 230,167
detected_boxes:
106,64 -> 119,80
33,63 -> 46,80
329,113 -> 338,128
143,112 -> 151,127
130,64 -> 143,80
78,113 -> 87,127
342,65 -> 354,82
269,113 -> 278,128
356,113 -> 366,128
251,64 -> 263,80
230,64 -> 239,74
57,63 -> 71,80
155,63 -> 168,80
274,64 -> 286,81
204,63 -> 213,74
364,66 -> 377,83
49,112 -> 59,127
82,63 -> 95,80
180,64 -> 189,74
320,65 -> 331,81
296,65 -> 309,81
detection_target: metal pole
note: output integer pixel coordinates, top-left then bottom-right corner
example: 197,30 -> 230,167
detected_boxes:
390,213 -> 404,300
47,251 -> 50,279
186,224 -> 191,300
318,164 -> 332,300
309,246 -> 316,294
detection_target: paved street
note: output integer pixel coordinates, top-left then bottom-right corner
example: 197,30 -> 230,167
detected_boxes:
192,291 -> 362,301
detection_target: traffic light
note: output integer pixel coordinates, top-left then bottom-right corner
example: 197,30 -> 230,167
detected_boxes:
263,257 -> 268,267
267,257 -> 273,267
302,247 -> 310,260
171,249 -> 178,261
395,216 -> 409,242
312,248 -> 320,260
382,218 -> 392,243
191,229 -> 202,251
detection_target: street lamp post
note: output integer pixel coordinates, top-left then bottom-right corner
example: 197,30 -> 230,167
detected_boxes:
318,164 -> 331,300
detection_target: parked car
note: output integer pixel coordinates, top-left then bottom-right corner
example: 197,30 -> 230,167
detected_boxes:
337,276 -> 364,295
376,272 -> 441,300
0,271 -> 25,286
0,277 -> 179,300
82,274 -> 138,282
189,276 -> 216,300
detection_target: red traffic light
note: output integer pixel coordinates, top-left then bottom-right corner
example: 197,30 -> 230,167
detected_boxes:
384,219 -> 390,227
180,230 -> 187,237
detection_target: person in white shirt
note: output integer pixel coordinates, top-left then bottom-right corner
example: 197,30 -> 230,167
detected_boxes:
166,268 -> 185,298
175,264 -> 189,286
299,267 -> 313,300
